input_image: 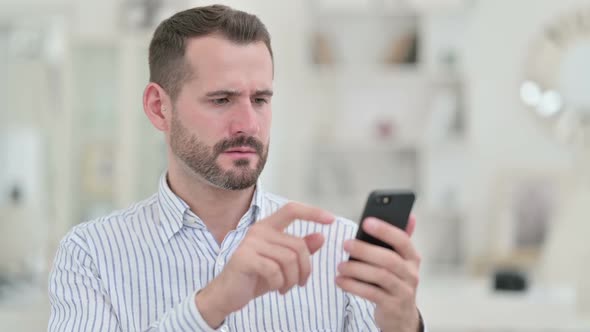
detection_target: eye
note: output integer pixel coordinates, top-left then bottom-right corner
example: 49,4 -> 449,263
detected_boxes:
211,98 -> 230,105
253,98 -> 268,105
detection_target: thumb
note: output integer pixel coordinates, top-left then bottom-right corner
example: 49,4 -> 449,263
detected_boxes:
303,233 -> 325,255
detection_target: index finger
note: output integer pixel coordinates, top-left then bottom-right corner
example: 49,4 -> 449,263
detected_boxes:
264,202 -> 335,231
362,217 -> 420,263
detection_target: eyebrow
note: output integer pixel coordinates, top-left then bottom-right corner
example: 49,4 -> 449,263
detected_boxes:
253,89 -> 273,97
205,89 -> 274,98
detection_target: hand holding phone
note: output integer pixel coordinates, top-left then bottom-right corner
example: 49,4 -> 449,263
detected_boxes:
351,190 -> 415,256
338,190 -> 422,331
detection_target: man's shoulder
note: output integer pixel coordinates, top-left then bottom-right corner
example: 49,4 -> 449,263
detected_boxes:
58,194 -> 159,250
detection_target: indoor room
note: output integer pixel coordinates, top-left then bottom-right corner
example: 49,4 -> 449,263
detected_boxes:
1,0 -> 590,331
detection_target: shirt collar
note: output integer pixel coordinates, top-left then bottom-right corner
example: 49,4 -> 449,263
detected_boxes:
156,172 -> 264,242
156,173 -> 189,242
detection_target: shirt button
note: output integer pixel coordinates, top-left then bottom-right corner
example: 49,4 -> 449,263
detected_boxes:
216,259 -> 224,267
220,325 -> 229,332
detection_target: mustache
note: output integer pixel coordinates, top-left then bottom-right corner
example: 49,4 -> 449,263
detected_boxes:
213,136 -> 264,156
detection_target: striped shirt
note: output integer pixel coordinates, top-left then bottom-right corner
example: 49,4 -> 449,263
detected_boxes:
48,174 -> 390,331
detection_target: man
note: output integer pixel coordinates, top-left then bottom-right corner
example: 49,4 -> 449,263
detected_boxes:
49,5 -> 425,331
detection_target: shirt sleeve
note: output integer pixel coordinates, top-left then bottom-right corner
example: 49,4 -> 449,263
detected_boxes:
145,288 -> 226,332
343,293 -> 427,332
48,236 -> 224,332
343,293 -> 381,331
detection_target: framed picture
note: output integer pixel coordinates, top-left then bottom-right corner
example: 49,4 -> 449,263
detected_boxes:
488,170 -> 566,268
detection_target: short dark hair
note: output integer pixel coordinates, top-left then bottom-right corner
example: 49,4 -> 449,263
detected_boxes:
148,4 -> 273,101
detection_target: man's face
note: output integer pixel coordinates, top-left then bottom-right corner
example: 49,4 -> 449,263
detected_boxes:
168,35 -> 273,190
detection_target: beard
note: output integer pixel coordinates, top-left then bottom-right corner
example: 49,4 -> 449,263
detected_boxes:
169,111 -> 268,190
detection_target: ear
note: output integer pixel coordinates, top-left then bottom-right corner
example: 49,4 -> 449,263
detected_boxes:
143,82 -> 172,132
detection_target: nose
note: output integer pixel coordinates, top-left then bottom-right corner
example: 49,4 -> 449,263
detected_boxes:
229,100 -> 260,136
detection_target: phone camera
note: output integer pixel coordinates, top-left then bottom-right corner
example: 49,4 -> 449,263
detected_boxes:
377,196 -> 391,205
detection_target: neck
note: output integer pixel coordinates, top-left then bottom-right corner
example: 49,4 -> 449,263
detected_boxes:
167,160 -> 256,244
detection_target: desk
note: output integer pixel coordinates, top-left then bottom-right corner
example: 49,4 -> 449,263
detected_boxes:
417,274 -> 590,332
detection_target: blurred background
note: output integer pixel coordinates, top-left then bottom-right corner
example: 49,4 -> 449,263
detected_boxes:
1,0 -> 590,330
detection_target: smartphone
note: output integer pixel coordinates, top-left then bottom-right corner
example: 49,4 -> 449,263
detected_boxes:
350,190 -> 416,256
